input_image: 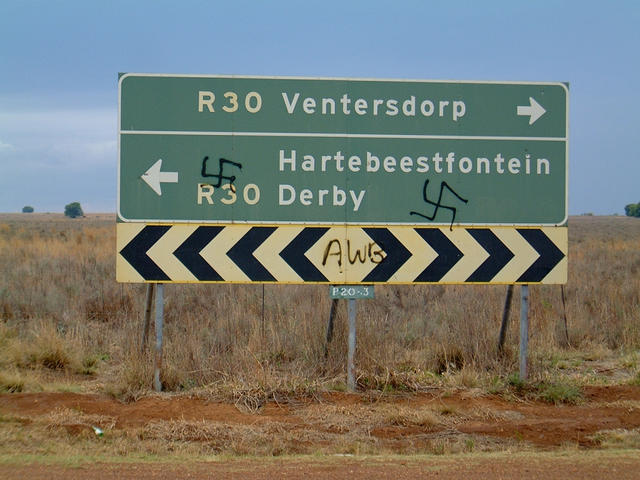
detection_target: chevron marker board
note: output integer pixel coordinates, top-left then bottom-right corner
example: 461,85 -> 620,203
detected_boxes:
117,224 -> 567,284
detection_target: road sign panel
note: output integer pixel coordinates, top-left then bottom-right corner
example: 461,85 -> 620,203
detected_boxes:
118,74 -> 568,285
118,74 -> 568,226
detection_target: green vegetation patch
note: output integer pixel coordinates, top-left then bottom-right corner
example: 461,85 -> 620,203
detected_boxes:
534,381 -> 583,405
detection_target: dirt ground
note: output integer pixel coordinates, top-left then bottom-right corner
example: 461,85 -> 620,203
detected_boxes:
2,453 -> 640,480
2,385 -> 640,448
1,385 -> 640,478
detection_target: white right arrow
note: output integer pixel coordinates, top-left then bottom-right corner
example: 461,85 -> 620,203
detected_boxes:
141,159 -> 179,196
517,97 -> 546,125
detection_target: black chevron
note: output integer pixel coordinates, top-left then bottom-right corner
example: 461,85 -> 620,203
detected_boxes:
362,228 -> 411,282
173,226 -> 224,281
517,229 -> 565,282
414,228 -> 463,282
280,227 -> 329,281
466,228 -> 515,282
119,225 -> 171,281
227,227 -> 277,281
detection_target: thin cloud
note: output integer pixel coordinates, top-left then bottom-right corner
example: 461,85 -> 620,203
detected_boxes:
0,107 -> 117,168
48,139 -> 117,167
0,139 -> 15,151
0,107 -> 116,140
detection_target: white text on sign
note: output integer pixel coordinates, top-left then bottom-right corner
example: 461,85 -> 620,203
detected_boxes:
197,91 -> 466,121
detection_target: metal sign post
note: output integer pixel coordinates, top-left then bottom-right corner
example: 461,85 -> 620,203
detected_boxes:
520,285 -> 529,380
153,283 -> 164,392
329,285 -> 375,391
347,299 -> 357,391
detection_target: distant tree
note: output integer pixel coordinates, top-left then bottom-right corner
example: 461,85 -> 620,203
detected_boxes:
21,206 -> 34,213
624,202 -> 640,218
64,202 -> 84,218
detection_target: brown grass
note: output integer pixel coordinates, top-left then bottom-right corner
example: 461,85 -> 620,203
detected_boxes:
0,213 -> 639,396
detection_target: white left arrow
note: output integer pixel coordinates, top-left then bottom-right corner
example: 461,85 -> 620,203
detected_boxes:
517,97 -> 546,125
141,159 -> 179,196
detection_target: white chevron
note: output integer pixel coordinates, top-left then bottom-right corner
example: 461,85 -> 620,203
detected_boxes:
146,225 -> 199,282
253,226 -> 306,282
199,225 -> 253,281
305,227 -> 381,283
116,223 -> 147,283
539,227 -> 568,283
490,228 -> 540,282
386,227 -> 437,282
439,228 -> 489,283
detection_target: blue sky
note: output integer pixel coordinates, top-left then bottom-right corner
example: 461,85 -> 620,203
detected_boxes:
1,0 -> 638,214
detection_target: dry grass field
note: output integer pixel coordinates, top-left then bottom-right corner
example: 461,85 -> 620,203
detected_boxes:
1,213 -> 638,397
0,213 -> 639,467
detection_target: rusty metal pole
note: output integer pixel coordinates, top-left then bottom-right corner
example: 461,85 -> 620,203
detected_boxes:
141,283 -> 155,353
560,285 -> 570,347
153,283 -> 164,392
497,284 -> 514,355
324,298 -> 339,359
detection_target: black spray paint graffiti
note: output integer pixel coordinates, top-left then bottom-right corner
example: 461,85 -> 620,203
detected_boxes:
322,239 -> 385,268
410,179 -> 468,230
201,157 -> 243,188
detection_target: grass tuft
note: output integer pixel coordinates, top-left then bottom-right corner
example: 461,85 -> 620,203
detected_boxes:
25,321 -> 75,370
0,370 -> 25,393
589,428 -> 640,449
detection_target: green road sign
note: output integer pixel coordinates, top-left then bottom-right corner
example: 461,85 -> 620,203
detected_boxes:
118,74 -> 568,226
